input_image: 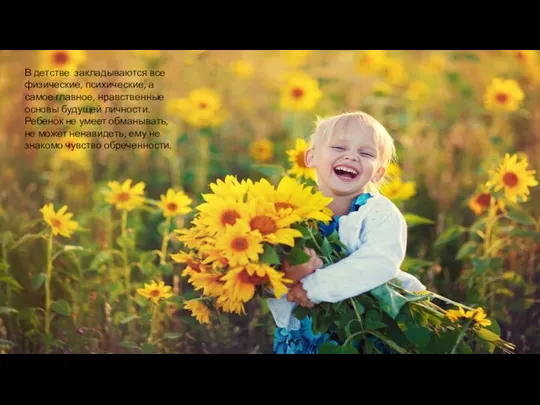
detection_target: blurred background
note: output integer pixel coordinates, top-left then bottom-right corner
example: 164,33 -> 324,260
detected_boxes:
0,50 -> 539,354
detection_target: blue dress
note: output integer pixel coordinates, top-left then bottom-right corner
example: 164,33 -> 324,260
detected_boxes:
273,193 -> 393,354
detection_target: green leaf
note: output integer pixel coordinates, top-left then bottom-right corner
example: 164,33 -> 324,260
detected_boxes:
251,164 -> 286,178
471,257 -> 488,274
475,328 -> 500,353
505,205 -> 536,226
0,275 -> 23,291
51,299 -> 71,316
117,234 -> 135,251
292,306 -> 311,320
369,284 -> 408,319
502,271 -> 524,286
163,332 -> 182,340
321,238 -> 332,258
472,257 -> 503,274
52,245 -> 85,261
319,342 -> 340,354
403,324 -> 431,349
446,71 -> 461,84
435,225 -> 465,247
458,342 -> 473,354
365,309 -> 387,330
291,223 -> 311,238
120,314 -> 139,324
260,244 -> 281,266
353,300 -> 365,315
0,307 -> 18,315
0,339 -> 15,347
403,213 -> 435,227
456,241 -> 478,260
31,273 -> 46,290
120,340 -> 139,350
337,344 -> 359,354
401,257 -> 435,273
141,343 -> 154,354
286,247 -> 310,265
510,229 -> 540,241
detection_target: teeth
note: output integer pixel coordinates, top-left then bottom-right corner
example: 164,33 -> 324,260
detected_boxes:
335,166 -> 358,175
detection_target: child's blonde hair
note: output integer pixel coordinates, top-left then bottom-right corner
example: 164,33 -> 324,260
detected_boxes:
307,111 -> 397,191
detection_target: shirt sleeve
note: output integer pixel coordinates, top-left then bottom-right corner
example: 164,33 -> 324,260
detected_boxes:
300,200 -> 408,304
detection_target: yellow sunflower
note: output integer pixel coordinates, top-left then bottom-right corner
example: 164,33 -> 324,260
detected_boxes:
170,250 -> 210,277
486,153 -> 538,203
446,305 -> 492,328
380,58 -> 407,85
279,71 -> 322,112
213,220 -> 264,267
466,307 -> 492,327
167,88 -> 228,128
483,78 -> 524,113
249,139 -> 274,163
249,176 -> 333,224
188,271 -> 226,298
467,190 -> 505,216
220,263 -> 290,303
445,305 -> 466,323
286,138 -> 317,181
173,219 -> 209,250
215,293 -> 246,315
201,175 -> 251,204
405,80 -> 431,105
231,59 -> 254,79
39,50 -> 86,73
423,52 -> 448,75
196,198 -> 245,236
104,179 -> 146,211
379,177 -> 417,202
244,197 -> 302,247
504,50 -> 537,66
355,50 -> 387,76
385,162 -> 402,179
40,203 -> 78,238
136,280 -> 174,304
158,188 -> 192,218
183,299 -> 211,324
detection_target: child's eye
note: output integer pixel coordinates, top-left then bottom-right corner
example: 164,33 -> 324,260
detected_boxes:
361,152 -> 375,157
332,146 -> 345,151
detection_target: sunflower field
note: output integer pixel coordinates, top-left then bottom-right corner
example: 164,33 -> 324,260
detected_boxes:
0,50 -> 539,354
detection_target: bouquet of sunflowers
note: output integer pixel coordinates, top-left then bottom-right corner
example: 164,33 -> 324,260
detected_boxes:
171,174 -> 515,354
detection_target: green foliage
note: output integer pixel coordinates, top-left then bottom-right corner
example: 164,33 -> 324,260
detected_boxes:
292,223 -> 516,355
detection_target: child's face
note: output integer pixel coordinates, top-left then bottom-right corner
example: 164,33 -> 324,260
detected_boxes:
306,121 -> 385,198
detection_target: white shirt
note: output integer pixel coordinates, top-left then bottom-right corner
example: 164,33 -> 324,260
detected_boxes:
267,192 -> 426,330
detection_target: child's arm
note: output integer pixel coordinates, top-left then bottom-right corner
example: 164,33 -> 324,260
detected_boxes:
300,200 -> 407,304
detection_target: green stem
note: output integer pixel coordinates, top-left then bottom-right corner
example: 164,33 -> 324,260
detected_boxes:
1,237 -> 13,341
160,217 -> 172,265
368,330 -> 409,354
148,303 -> 160,344
449,318 -> 474,354
44,229 -> 53,353
121,210 -> 131,299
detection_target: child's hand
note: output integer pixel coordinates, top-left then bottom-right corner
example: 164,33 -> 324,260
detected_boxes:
286,283 -> 314,308
282,248 -> 323,283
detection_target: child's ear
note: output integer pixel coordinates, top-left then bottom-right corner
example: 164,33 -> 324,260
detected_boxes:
372,166 -> 386,182
305,148 -> 315,168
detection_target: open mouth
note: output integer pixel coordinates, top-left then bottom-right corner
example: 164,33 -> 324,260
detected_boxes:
333,165 -> 359,181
